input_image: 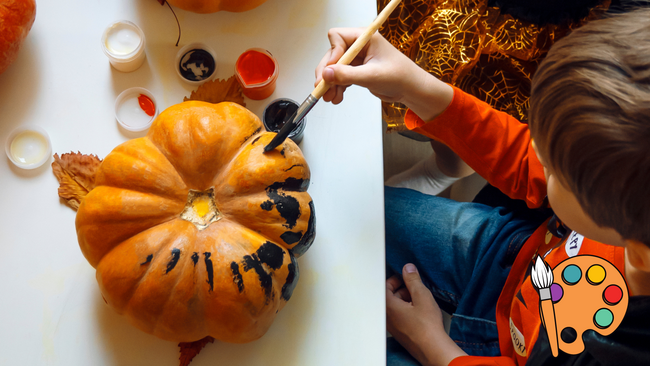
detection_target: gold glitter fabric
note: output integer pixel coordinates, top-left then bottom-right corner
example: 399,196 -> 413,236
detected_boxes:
378,0 -> 609,132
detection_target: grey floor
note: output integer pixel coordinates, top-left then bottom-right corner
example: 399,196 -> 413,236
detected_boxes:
382,122 -> 487,202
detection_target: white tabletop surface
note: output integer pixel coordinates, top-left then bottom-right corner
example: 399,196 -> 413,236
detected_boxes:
0,0 -> 386,365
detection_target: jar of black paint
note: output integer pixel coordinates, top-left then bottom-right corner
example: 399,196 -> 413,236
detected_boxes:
175,43 -> 217,85
262,98 -> 306,145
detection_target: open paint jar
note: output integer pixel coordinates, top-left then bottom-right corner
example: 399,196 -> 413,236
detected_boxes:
235,48 -> 279,100
101,20 -> 146,72
5,125 -> 52,169
263,98 -> 305,144
175,43 -> 217,84
114,87 -> 158,132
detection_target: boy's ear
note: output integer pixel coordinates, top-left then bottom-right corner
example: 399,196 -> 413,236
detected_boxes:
625,239 -> 650,272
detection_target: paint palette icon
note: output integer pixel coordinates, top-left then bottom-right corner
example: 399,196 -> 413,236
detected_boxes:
546,255 -> 629,355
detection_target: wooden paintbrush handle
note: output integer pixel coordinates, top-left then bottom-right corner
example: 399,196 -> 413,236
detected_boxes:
312,0 -> 402,99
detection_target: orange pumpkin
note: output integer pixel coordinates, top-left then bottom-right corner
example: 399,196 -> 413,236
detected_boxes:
76,101 -> 315,343
165,0 -> 268,13
0,0 -> 36,75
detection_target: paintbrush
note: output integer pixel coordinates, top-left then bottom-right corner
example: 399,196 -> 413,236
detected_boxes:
263,0 -> 402,152
531,255 -> 560,357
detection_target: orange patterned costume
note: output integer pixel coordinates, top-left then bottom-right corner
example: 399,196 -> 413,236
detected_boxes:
378,0 -> 609,132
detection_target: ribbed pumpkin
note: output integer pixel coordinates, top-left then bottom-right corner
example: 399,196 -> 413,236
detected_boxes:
166,0 -> 268,13
76,101 -> 315,343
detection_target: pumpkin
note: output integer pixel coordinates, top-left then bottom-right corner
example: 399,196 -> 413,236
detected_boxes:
76,101 -> 315,343
165,0 -> 268,14
0,0 -> 36,75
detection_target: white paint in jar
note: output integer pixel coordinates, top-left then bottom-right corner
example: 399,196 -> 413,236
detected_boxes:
101,20 -> 146,72
4,126 -> 52,169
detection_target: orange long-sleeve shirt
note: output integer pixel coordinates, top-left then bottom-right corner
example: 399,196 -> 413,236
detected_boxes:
404,86 -> 625,366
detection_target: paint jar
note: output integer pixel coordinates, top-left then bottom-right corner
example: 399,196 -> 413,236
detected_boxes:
262,98 -> 305,144
235,48 -> 279,100
114,87 -> 158,132
101,20 -> 147,72
175,43 -> 217,85
5,125 -> 52,169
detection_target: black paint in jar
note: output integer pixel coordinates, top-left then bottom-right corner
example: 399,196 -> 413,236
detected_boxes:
263,98 -> 306,145
178,49 -> 216,82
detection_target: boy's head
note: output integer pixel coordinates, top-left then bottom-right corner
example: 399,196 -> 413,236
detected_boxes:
529,9 -> 650,252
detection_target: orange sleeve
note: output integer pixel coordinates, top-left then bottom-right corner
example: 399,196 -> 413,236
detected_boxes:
449,355 -> 518,366
404,86 -> 547,208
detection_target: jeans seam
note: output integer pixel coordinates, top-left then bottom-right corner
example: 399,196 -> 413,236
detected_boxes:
429,286 -> 459,306
454,340 -> 500,348
451,313 -> 497,326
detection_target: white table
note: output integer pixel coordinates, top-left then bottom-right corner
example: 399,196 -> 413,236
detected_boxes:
0,0 -> 386,364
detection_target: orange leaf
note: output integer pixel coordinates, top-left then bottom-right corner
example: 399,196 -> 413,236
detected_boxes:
178,336 -> 215,366
52,152 -> 102,210
183,75 -> 246,107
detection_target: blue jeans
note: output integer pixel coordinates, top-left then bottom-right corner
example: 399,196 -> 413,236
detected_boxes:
385,186 -> 551,365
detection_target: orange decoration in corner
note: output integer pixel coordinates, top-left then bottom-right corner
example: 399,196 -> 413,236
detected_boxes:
377,0 -> 610,132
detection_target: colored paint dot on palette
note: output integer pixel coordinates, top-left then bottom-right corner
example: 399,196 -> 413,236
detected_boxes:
604,285 -> 623,305
587,264 -> 606,285
562,264 -> 582,285
594,308 -> 614,328
551,283 -> 563,302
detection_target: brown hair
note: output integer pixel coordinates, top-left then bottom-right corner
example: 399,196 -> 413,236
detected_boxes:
529,8 -> 650,245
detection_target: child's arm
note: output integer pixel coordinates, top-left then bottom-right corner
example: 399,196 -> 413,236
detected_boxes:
316,28 -> 547,207
404,87 -> 547,208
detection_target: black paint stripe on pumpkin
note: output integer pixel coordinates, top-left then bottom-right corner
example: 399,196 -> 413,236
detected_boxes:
140,254 -> 153,265
260,200 -> 273,211
280,231 -> 302,245
242,127 -> 262,144
257,241 -> 284,270
231,261 -> 244,293
204,252 -> 214,292
291,200 -> 316,257
191,252 -> 199,266
281,254 -> 299,301
265,180 -> 306,230
242,254 -> 273,301
284,164 -> 303,172
267,177 -> 310,192
165,249 -> 181,274
251,135 -> 263,146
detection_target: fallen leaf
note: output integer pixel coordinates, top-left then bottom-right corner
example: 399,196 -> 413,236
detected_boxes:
178,336 -> 215,366
183,75 -> 246,107
52,152 -> 102,210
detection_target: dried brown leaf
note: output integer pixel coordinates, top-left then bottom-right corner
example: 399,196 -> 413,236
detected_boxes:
178,336 -> 215,366
183,75 -> 246,107
52,152 -> 102,210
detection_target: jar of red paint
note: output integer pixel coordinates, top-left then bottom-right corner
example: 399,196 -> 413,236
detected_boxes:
235,48 -> 279,100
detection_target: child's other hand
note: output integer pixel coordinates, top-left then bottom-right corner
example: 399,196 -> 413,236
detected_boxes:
314,28 -> 425,105
386,263 -> 466,366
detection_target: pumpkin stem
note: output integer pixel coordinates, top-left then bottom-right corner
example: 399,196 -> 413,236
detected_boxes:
180,188 -> 222,230
165,1 -> 182,47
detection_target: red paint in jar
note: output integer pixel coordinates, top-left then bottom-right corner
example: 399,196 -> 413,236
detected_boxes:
138,94 -> 156,116
235,48 -> 279,100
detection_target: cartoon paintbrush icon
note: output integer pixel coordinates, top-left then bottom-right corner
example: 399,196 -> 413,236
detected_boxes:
531,255 -> 559,357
